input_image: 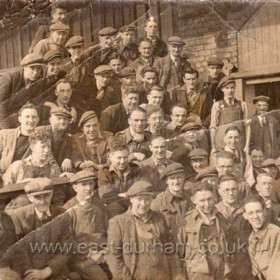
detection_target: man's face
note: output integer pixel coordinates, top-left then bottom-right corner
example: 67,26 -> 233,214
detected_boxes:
145,21 -> 158,37
51,30 -> 68,46
183,130 -> 198,143
208,65 -> 222,79
82,118 -> 100,141
50,114 -> 69,131
166,173 -> 185,193
99,35 -> 113,49
147,90 -> 164,106
128,111 -> 147,133
171,107 -> 187,127
256,175 -> 273,198
216,157 -> 234,176
31,140 -> 51,161
122,93 -> 139,113
183,73 -> 197,90
192,190 -> 215,215
73,180 -> 96,201
224,130 -> 240,150
110,150 -> 129,171
68,45 -> 84,60
191,157 -> 208,173
221,82 -> 235,99
28,192 -> 53,213
47,57 -> 62,76
168,44 -> 183,58
150,137 -> 166,160
218,180 -> 238,205
139,41 -> 153,59
244,202 -> 266,231
95,74 -> 111,89
55,82 -> 72,105
121,75 -> 136,85
52,8 -> 67,22
121,31 -> 135,45
130,195 -> 153,216
255,101 -> 269,115
24,65 -> 42,82
109,59 -> 123,75
142,72 -> 157,89
148,111 -> 164,132
251,150 -> 264,168
18,108 -> 39,131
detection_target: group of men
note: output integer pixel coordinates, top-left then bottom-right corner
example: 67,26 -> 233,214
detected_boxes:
0,2 -> 280,280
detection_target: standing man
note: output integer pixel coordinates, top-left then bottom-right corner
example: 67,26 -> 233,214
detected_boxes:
154,36 -> 191,92
107,180 -> 184,280
243,196 -> 280,280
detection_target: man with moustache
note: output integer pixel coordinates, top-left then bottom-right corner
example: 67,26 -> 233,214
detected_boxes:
243,196 -> 280,280
99,85 -> 139,134
107,180 -> 184,280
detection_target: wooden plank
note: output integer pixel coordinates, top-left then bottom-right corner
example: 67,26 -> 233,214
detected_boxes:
70,11 -> 82,36
240,28 -> 250,71
159,3 -> 173,42
267,4 -> 278,65
81,7 -> 92,45
90,1 -> 103,41
254,11 -> 263,68
247,15 -> 256,69
12,27 -> 21,66
5,29 -> 14,68
276,3 -> 280,63
104,3 -> 114,27
0,33 -> 6,69
260,6 -> 270,68
20,25 -> 30,59
113,2 -> 124,29
237,32 -> 243,71
246,76 -> 280,84
136,3 -> 147,39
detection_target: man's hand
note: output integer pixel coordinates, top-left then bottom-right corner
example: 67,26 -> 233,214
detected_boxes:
118,192 -> 127,198
60,172 -> 74,179
61,159 -> 72,172
24,267 -> 52,280
133,152 -> 146,161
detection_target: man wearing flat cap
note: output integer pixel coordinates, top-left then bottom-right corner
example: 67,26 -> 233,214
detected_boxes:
71,111 -> 112,173
107,180 -> 185,280
210,76 -> 248,151
119,66 -> 136,85
247,95 -> 280,159
33,22 -> 70,58
9,178 -> 65,240
44,49 -> 65,79
154,35 -> 191,92
151,162 -> 193,235
65,170 -> 110,280
115,25 -> 139,63
0,53 -> 45,128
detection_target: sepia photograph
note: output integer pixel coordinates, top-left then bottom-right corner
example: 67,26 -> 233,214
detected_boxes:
0,0 -> 280,279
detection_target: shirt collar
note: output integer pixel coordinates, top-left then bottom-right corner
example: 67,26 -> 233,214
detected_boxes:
130,209 -> 152,223
195,207 -> 218,225
35,207 -> 51,219
250,222 -> 269,243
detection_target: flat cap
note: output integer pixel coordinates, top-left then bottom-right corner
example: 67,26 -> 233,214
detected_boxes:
25,178 -> 54,195
253,95 -> 271,104
50,22 -> 70,32
168,36 -> 185,45
94,65 -> 113,76
180,122 -> 202,133
160,163 -> 185,180
78,111 -> 97,128
21,53 -> 44,67
140,66 -> 158,77
218,75 -> 235,89
262,159 -> 276,168
65,35 -> 84,48
275,157 -> 280,166
218,174 -> 237,184
70,169 -> 97,184
188,148 -> 208,159
44,50 -> 63,62
120,66 -> 136,77
126,180 -> 154,197
50,107 -> 72,118
119,24 -> 136,32
98,27 -> 118,36
195,167 -> 218,182
207,58 -> 224,67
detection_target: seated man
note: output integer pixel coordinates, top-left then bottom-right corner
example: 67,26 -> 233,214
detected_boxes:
66,170 -> 109,280
99,85 -> 139,134
98,144 -> 139,218
9,178 -> 65,240
107,180 -> 184,280
0,103 -> 39,178
115,107 -> 152,162
71,111 -> 112,173
151,163 -> 192,234
139,136 -> 174,192
243,196 -> 280,280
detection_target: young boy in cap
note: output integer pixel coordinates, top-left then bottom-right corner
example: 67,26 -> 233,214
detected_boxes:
44,49 -> 65,79
119,66 -> 136,85
9,178 -> 65,240
243,196 -> 280,280
107,180 -> 184,280
71,111 -> 112,172
33,22 -> 70,58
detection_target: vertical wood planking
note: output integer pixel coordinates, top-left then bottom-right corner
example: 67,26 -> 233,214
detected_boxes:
12,27 -> 20,66
136,3 -> 147,39
254,12 -> 263,68
247,17 -> 256,70
260,6 -> 270,68
0,33 -> 6,69
104,3 -> 114,27
5,29 -> 14,68
81,7 -> 92,46
20,25 -> 30,60
240,28 -> 249,71
276,3 -> 280,63
159,2 -> 173,42
70,11 -> 82,36
91,1 -> 104,42
267,4 -> 278,65
113,2 -> 124,29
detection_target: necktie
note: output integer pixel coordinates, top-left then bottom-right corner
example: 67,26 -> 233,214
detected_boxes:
249,236 -> 260,276
40,212 -> 49,222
